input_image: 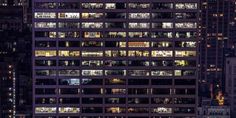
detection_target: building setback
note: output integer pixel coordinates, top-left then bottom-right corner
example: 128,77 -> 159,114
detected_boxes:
32,0 -> 200,117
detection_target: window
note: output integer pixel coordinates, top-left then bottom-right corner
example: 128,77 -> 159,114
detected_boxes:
82,98 -> 103,104
82,13 -> 103,19
175,3 -> 197,9
35,2 -> 57,9
82,41 -> 103,47
58,22 -> 80,28
152,22 -> 173,29
175,22 -> 197,29
59,78 -> 80,85
153,107 -> 172,114
175,51 -> 196,57
104,32 -> 126,38
106,107 -> 126,113
129,23 -> 150,29
105,78 -> 126,85
58,13 -> 80,19
35,107 -> 56,114
128,50 -> 149,57
82,70 -> 103,76
105,50 -> 126,57
128,70 -> 149,76
35,50 -> 56,57
105,12 -> 126,19
35,70 -> 56,76
129,13 -> 150,19
58,50 -> 80,57
175,31 -> 196,38
35,97 -> 56,104
35,41 -> 56,48
82,51 -> 103,57
174,60 -> 196,67
35,22 -> 56,28
105,70 -> 126,76
58,2 -> 80,9
151,70 -> 173,76
35,60 -> 56,66
59,41 -> 80,47
82,22 -> 103,29
58,32 -> 80,38
129,3 -> 150,9
58,70 -> 80,76
82,60 -> 103,67
175,12 -> 197,19
34,12 -> 56,19
105,22 -> 126,28
153,3 -> 173,9
151,32 -> 173,38
128,32 -> 149,38
152,51 -> 173,57
152,42 -> 172,48
83,32 -> 102,38
175,41 -> 196,48
105,41 -> 126,47
35,31 -> 56,38
59,60 -> 80,67
105,3 -> 126,9
59,107 -> 80,113
128,42 -> 149,48
105,98 -> 126,104
82,3 -> 103,9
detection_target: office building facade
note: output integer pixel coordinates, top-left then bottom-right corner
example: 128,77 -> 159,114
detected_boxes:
33,0 -> 199,117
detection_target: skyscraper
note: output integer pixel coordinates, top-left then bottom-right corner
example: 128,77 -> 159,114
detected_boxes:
33,1 -> 199,117
199,0 -> 236,100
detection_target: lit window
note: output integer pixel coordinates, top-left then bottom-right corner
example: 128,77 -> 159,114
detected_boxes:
105,3 -> 126,9
35,22 -> 56,28
128,42 -> 149,48
153,107 -> 172,114
129,23 -> 150,29
82,70 -> 103,76
129,3 -> 150,9
175,22 -> 197,29
58,50 -> 80,57
83,32 -> 102,38
175,3 -> 197,9
58,70 -> 80,76
59,107 -> 80,113
82,3 -> 103,9
35,50 -> 56,57
58,13 -> 80,19
152,22 -> 173,29
128,50 -> 149,57
129,13 -> 150,19
152,51 -> 173,57
175,51 -> 196,57
82,51 -> 103,57
34,12 -> 56,19
35,107 -> 56,114
105,50 -> 127,57
82,22 -> 103,28
81,13 -> 103,19
151,70 -> 173,76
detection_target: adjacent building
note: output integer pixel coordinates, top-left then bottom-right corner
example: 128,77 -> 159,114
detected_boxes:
199,0 -> 236,100
225,57 -> 236,117
0,59 -> 16,118
33,0 -> 200,117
